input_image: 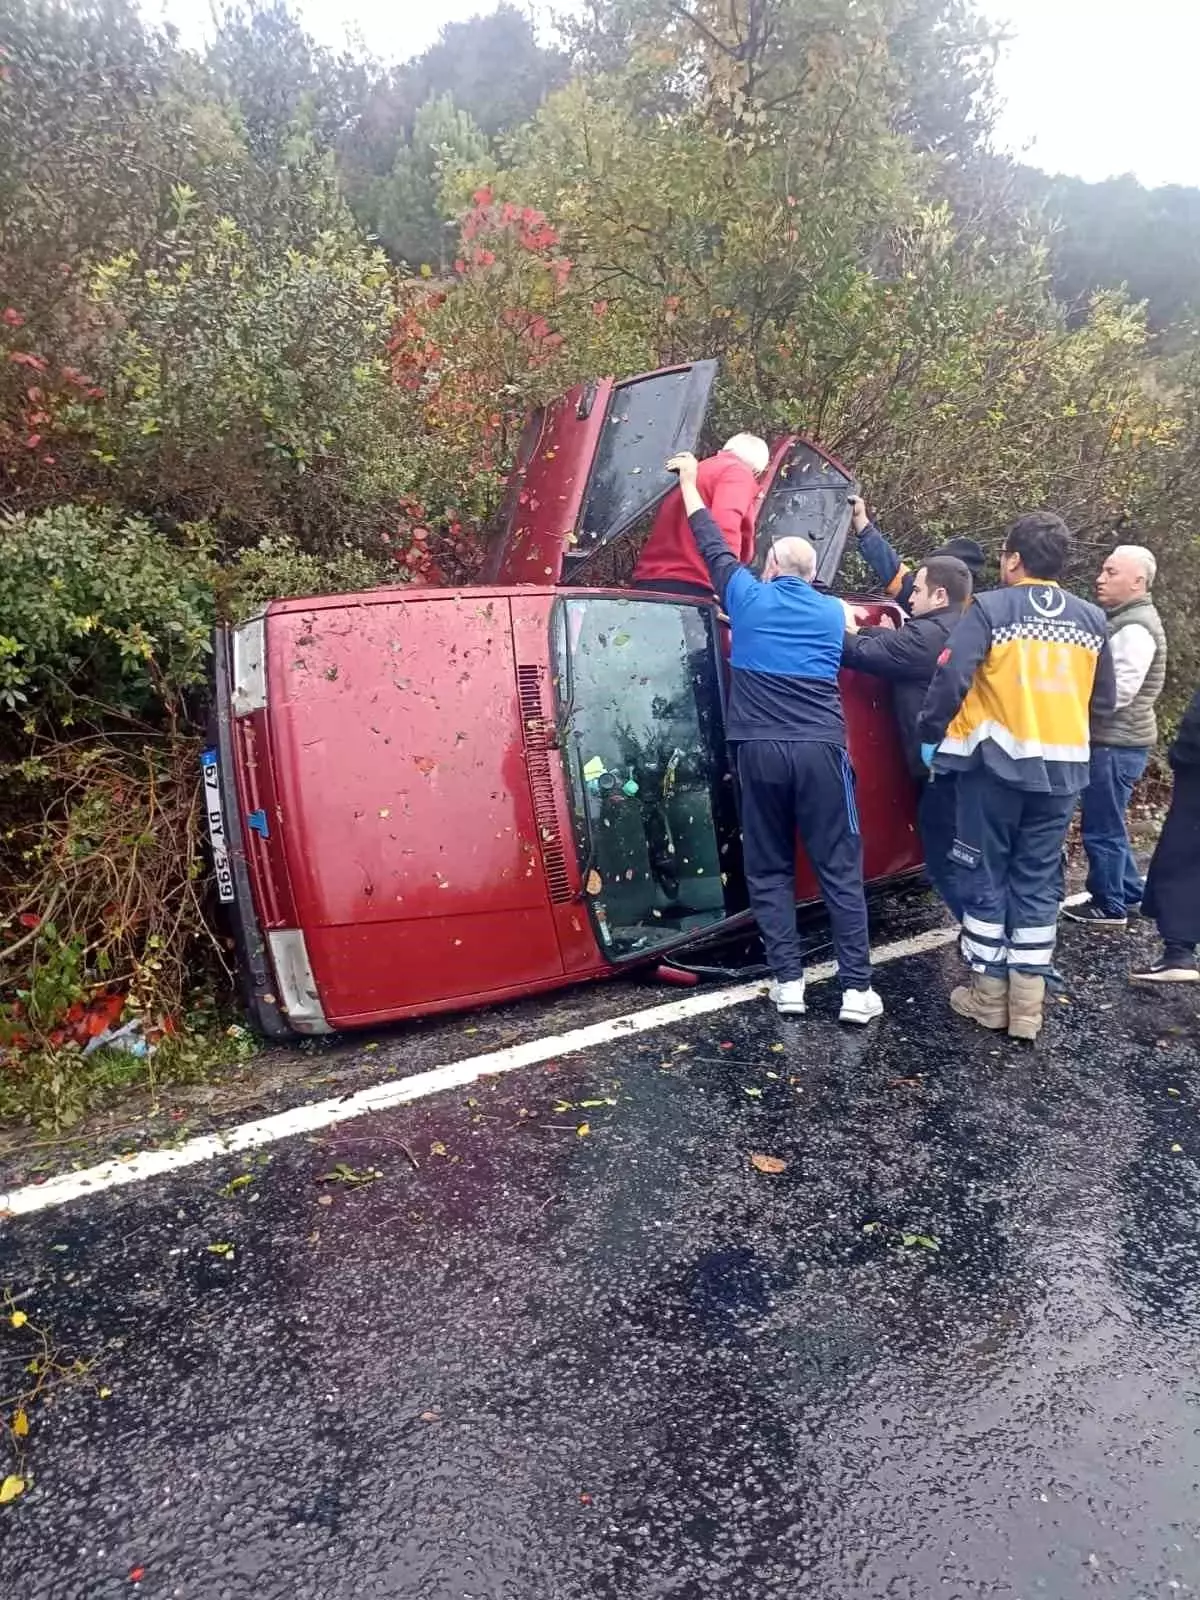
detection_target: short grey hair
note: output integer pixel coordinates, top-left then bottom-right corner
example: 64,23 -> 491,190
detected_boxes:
721,433 -> 770,476
1111,543 -> 1157,588
771,536 -> 816,580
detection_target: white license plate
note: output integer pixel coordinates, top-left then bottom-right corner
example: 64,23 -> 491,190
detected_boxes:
201,749 -> 236,904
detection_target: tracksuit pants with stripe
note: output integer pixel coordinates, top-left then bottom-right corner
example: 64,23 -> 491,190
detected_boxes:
952,767 -> 1077,976
736,740 -> 872,989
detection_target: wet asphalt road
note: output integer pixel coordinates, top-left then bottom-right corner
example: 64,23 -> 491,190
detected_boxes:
3,905 -> 1200,1599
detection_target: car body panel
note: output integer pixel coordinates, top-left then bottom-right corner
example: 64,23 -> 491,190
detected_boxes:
259,589 -> 569,1025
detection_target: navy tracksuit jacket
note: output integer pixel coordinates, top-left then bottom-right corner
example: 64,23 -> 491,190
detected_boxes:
687,507 -> 871,988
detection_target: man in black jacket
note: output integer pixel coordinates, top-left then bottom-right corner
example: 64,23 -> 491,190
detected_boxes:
842,554 -> 973,917
1130,685 -> 1200,983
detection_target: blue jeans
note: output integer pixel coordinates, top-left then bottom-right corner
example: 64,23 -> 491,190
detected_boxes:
1081,745 -> 1149,915
953,769 -> 1077,977
918,775 -> 962,920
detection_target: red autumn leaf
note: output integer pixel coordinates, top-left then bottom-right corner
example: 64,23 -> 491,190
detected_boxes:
472,185 -> 493,207
18,913 -> 40,929
130,1567 -> 145,1583
25,434 -> 43,449
2,306 -> 24,327
9,350 -> 46,371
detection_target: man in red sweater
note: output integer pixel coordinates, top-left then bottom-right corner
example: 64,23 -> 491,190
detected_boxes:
633,433 -> 770,599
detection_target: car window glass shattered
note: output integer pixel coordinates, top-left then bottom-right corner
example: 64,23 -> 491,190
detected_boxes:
555,597 -> 733,957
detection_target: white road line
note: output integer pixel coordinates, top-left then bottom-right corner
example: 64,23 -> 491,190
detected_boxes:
0,922 -> 970,1219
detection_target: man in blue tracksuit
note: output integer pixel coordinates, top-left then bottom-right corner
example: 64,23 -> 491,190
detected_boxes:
668,450 -> 883,1024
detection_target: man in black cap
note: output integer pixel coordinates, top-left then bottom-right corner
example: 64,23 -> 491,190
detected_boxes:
848,496 -> 985,613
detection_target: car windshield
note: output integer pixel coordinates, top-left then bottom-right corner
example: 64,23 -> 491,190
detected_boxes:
554,596 -> 743,959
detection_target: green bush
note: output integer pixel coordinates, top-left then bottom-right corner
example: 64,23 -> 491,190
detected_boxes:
0,506 -> 214,719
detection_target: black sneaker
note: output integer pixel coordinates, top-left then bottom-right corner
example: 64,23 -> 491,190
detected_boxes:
1061,899 -> 1128,929
1130,951 -> 1199,984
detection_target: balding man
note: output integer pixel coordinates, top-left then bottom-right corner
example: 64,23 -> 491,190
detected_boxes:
634,433 -> 769,600
1063,543 -> 1167,930
667,450 -> 882,1024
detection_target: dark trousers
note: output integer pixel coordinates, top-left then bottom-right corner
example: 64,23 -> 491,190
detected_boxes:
1080,744 -> 1149,914
736,740 -> 871,989
918,774 -> 962,920
953,768 -> 1077,977
1144,766 -> 1200,951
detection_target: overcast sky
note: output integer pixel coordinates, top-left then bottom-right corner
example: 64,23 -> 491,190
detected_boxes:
148,0 -> 1200,189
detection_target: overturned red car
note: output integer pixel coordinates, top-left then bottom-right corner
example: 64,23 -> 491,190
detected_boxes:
205,360 -> 921,1037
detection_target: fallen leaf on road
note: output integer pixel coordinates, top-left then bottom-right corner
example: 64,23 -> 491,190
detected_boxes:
578,1098 -> 616,1108
887,1077 -> 924,1090
769,1043 -> 785,1053
206,1242 -> 234,1257
317,1194 -> 333,1207
0,1474 -> 26,1504
317,1163 -> 382,1185
9,1311 -> 27,1329
220,1174 -> 252,1197
577,1122 -> 590,1137
429,1142 -> 448,1158
1172,1143 -> 1183,1153
12,1409 -> 29,1437
130,1567 -> 145,1583
98,1386 -> 113,1399
743,1086 -> 762,1098
750,1154 -> 787,1174
420,1409 -> 441,1422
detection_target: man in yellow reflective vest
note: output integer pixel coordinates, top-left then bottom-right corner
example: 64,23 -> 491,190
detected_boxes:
918,511 -> 1116,1040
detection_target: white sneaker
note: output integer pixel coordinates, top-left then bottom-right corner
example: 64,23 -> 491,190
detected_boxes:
839,987 -> 884,1024
770,978 -> 807,1015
